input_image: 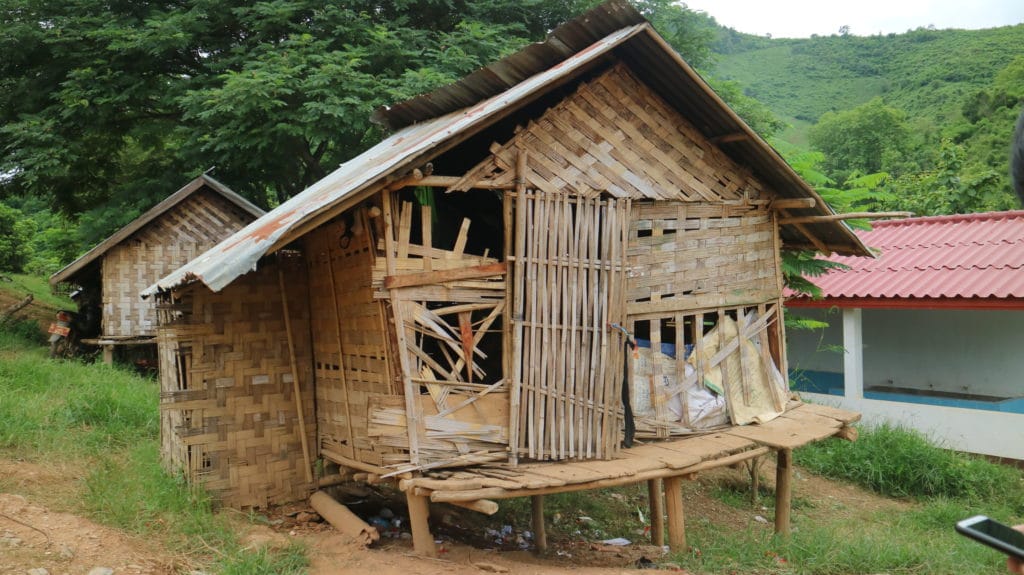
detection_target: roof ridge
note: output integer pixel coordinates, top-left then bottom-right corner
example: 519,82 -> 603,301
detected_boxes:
871,210 -> 1024,227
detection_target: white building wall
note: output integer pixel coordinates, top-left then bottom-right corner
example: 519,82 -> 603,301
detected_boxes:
787,305 -> 1024,460
800,392 -> 1024,460
862,308 -> 1024,398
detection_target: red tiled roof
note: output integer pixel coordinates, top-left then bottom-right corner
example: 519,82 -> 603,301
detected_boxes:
798,211 -> 1024,301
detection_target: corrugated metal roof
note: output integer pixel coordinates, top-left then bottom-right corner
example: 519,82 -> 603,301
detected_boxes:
797,211 -> 1024,301
142,23 -> 646,296
50,174 -> 264,286
143,2 -> 869,297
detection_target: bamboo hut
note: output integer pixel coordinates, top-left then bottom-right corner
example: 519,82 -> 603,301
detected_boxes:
50,174 -> 264,363
143,1 -> 869,552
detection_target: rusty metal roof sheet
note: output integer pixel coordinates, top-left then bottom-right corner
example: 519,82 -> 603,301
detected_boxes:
144,2 -> 869,297
141,23 -> 646,297
795,211 -> 1024,302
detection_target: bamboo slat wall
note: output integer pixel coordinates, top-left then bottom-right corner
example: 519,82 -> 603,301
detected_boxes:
103,188 -> 257,338
623,201 -> 785,439
156,254 -> 314,508
510,191 -> 630,461
304,208 -> 402,469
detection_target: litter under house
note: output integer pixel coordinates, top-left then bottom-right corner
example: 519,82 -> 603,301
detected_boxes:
144,1 -> 868,555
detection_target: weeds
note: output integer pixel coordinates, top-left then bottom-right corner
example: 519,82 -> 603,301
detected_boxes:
0,325 -> 307,573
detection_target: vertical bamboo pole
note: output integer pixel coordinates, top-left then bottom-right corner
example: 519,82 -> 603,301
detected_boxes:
579,197 -> 594,458
532,495 -> 548,553
664,475 -> 686,552
526,191 -> 541,459
648,478 -> 665,547
278,265 -> 313,484
775,448 -> 793,536
510,150 -> 528,464
676,312 -> 691,427
383,190 -> 421,465
326,234 -> 356,458
567,195 -> 582,458
555,194 -> 569,459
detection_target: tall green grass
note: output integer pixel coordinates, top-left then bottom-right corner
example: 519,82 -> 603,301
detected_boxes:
795,423 -> 1024,505
0,342 -> 158,456
673,423 -> 1024,574
0,327 -> 307,574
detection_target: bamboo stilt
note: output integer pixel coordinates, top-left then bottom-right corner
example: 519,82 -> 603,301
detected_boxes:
532,495 -> 548,553
648,478 -> 665,547
406,489 -> 436,557
664,475 -> 686,552
774,448 -> 793,536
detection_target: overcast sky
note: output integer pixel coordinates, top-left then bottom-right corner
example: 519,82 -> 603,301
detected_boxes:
681,0 -> 1024,38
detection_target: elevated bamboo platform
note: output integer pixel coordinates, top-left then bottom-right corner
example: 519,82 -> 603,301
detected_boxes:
398,401 -> 859,556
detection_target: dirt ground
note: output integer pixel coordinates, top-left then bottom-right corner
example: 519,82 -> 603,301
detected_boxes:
0,457 -> 906,575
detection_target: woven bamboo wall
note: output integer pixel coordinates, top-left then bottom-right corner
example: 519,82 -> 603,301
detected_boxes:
627,202 -> 779,314
156,254 -> 315,508
478,63 -> 771,203
103,188 -> 257,338
303,209 -> 401,469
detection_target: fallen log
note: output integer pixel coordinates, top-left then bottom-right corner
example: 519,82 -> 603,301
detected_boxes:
309,490 -> 380,546
1,295 -> 33,324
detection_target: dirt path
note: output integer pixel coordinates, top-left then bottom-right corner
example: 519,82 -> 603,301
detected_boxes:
0,458 -> 907,575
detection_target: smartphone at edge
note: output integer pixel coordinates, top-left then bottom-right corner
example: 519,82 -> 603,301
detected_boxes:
956,515 -> 1024,561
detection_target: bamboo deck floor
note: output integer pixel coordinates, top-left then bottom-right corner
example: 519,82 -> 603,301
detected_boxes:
399,401 -> 860,556
400,402 -> 858,503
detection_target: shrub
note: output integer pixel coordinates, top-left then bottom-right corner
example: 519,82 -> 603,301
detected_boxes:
795,422 -> 1024,504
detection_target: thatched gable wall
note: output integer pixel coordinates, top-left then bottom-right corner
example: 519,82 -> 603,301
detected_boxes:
103,187 -> 260,338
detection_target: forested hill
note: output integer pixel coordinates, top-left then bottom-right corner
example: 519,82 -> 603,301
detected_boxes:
710,25 -> 1024,143
702,23 -> 1024,215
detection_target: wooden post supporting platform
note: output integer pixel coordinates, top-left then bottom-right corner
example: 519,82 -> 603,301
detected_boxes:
406,490 -> 437,557
774,448 -> 793,536
532,495 -> 548,553
102,345 -> 114,365
664,475 -> 686,552
647,478 -> 664,547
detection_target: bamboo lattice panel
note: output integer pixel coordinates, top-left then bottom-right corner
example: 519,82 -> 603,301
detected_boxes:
304,209 -> 400,469
371,199 -> 510,469
467,63 -> 770,203
157,256 -> 315,508
627,201 -> 780,313
511,191 -> 630,462
102,188 -> 257,337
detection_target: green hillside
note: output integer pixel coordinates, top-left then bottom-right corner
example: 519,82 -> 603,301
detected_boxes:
707,24 -> 1024,213
713,25 -> 1024,141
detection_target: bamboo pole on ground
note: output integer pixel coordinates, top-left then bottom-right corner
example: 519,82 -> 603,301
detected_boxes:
310,491 -> 379,546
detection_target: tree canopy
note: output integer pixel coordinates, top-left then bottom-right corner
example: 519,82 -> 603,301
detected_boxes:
0,0 -> 602,216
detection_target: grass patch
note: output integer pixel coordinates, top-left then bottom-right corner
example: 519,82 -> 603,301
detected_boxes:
0,325 -> 308,573
795,423 -> 1024,505
677,508 -> 1009,575
0,342 -> 158,456
1,272 -> 73,309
